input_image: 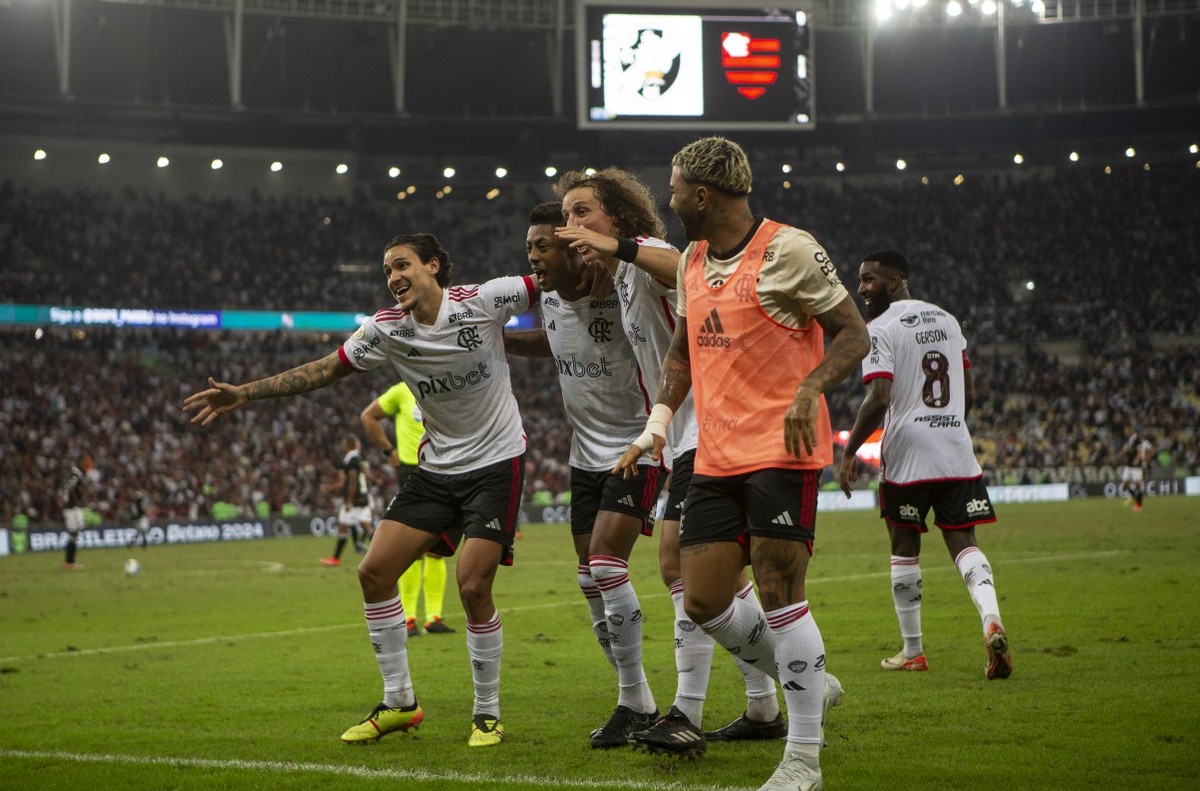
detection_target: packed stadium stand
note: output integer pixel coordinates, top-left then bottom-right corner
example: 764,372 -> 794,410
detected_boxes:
3,0 -> 1198,529
2,157 -> 1197,526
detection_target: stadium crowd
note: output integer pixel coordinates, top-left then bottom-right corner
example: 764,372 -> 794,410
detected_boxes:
2,162 -> 1197,526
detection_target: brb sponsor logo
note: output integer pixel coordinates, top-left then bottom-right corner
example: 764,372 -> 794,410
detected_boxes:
898,503 -> 920,520
965,498 -> 992,515
415,361 -> 492,399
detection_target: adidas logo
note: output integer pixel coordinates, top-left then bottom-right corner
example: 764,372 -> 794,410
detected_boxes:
484,518 -> 501,531
782,680 -> 806,691
696,308 -> 735,349
771,511 -> 795,526
618,494 -> 637,507
406,348 -> 422,357
667,729 -> 704,744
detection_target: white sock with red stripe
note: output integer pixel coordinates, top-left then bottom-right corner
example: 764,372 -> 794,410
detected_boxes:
579,564 -> 617,670
466,612 -> 503,718
699,594 -> 778,681
733,582 -> 781,723
590,554 -> 656,714
669,578 -> 713,728
955,546 -> 1002,633
363,595 -> 414,709
768,601 -> 824,746
890,555 -> 924,657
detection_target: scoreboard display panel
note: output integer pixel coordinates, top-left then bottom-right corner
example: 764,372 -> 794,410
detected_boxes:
577,1 -> 814,130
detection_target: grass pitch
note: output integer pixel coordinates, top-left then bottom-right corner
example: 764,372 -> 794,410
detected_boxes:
1,497 -> 1198,790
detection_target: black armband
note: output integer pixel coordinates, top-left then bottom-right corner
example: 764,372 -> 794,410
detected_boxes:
614,237 -> 640,263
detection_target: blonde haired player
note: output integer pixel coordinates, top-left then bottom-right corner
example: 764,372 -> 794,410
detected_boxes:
617,137 -> 869,791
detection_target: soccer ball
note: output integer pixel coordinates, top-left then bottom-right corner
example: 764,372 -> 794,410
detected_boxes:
123,558 -> 141,576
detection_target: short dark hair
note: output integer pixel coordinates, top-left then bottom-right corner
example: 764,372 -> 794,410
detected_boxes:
863,250 -> 909,278
529,201 -> 564,227
383,232 -> 453,287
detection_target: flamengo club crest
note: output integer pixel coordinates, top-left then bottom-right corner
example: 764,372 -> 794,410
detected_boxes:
720,31 -> 781,100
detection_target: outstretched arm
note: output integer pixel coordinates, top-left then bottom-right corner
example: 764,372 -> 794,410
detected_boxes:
836,377 -> 890,496
555,226 -> 680,284
182,351 -> 351,427
786,295 -> 870,458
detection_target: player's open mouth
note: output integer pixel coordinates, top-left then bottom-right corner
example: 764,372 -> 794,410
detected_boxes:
393,283 -> 411,299
531,268 -> 547,284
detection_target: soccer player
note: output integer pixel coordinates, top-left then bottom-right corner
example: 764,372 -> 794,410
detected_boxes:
183,232 -> 535,748
836,250 -> 1013,682
615,136 -> 869,791
1118,428 -> 1153,512
361,382 -> 455,635
507,201 -> 665,748
59,459 -> 88,570
553,170 -> 811,757
320,435 -> 374,567
127,490 -> 150,548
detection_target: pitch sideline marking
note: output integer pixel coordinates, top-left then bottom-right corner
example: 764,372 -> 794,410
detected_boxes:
819,549 -> 1129,584
0,600 -> 577,664
0,749 -> 750,791
0,550 -> 1126,664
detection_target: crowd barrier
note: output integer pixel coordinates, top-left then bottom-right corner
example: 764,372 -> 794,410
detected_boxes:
3,478 -> 1197,556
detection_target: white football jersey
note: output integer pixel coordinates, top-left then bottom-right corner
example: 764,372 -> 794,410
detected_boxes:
614,236 -> 699,460
862,298 -> 982,484
541,289 -> 654,471
340,276 -> 535,473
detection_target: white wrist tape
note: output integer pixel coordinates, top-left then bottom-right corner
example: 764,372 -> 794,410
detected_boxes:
634,404 -> 674,451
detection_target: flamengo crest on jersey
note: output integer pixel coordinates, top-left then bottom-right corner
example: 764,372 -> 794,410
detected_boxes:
541,288 -> 654,471
340,275 -> 534,473
862,298 -> 982,484
614,236 -> 698,460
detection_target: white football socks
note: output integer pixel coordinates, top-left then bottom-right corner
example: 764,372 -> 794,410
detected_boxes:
669,579 -> 713,727
767,601 -> 825,746
466,611 -> 503,718
590,555 -> 656,714
363,595 -> 415,709
890,555 -> 924,657
578,564 -> 617,670
955,546 -> 1002,633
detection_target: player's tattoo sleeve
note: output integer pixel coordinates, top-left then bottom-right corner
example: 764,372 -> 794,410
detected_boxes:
805,295 -> 870,394
244,352 -> 350,401
655,316 -> 693,410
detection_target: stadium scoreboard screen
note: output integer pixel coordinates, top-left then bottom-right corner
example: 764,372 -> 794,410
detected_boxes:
577,1 -> 814,131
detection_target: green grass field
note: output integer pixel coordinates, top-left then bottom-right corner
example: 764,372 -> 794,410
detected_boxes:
2,497 -> 1198,790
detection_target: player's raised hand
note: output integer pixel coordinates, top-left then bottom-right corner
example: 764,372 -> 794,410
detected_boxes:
555,226 -> 618,264
784,385 -> 820,458
182,377 -> 247,426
